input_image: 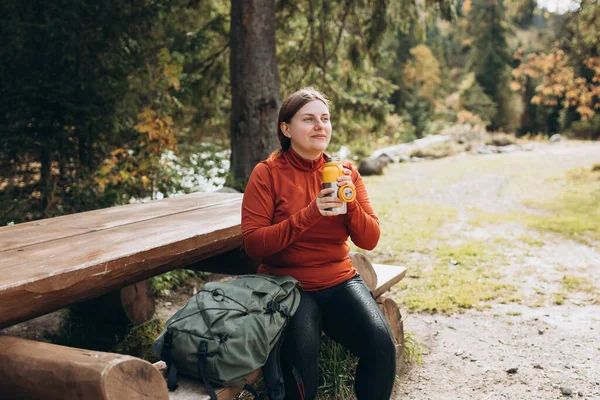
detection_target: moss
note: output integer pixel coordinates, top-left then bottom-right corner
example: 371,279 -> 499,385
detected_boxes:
113,319 -> 164,362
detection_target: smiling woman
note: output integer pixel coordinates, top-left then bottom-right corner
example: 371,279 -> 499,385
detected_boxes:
280,99 -> 332,160
240,87 -> 396,400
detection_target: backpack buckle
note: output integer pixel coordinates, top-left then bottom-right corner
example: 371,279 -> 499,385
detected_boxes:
265,300 -> 280,315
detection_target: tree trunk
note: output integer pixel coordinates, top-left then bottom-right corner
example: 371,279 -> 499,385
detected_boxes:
229,0 -> 281,191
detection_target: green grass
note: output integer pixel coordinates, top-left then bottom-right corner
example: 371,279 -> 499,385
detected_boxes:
150,269 -> 206,297
395,242 -> 516,314
559,275 -> 599,303
316,336 -> 358,400
472,166 -> 600,244
518,235 -> 545,246
553,292 -> 566,305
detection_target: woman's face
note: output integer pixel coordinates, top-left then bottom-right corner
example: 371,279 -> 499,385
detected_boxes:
281,100 -> 331,160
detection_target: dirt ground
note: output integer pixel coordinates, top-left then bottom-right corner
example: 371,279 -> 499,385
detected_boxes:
388,141 -> 600,400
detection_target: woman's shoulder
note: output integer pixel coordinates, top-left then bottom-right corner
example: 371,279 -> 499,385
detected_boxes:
262,153 -> 287,170
250,154 -> 286,178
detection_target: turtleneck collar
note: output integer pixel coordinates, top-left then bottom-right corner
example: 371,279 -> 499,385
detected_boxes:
283,147 -> 327,172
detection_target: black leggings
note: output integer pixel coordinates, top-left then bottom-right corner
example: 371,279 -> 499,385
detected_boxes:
280,275 -> 396,400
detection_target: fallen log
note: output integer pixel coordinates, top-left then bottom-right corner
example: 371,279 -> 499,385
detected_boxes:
0,335 -> 168,400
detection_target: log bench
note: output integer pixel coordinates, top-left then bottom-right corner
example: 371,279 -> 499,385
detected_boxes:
152,254 -> 407,400
0,192 -> 406,400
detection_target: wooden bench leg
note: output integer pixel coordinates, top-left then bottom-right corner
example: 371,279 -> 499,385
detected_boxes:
349,251 -> 377,291
78,279 -> 155,326
377,296 -> 406,374
0,335 -> 168,400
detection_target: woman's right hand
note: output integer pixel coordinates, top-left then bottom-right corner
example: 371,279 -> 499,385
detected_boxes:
316,188 -> 344,216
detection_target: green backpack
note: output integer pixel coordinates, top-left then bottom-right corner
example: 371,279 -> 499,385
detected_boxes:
153,274 -> 300,400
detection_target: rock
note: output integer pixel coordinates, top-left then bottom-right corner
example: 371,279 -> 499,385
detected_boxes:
538,329 -> 544,335
473,145 -> 498,154
377,153 -> 393,166
550,133 -> 562,142
506,367 -> 518,374
164,302 -> 172,308
358,157 -> 385,176
533,364 -> 544,369
521,143 -> 535,151
560,387 -> 573,396
578,392 -> 583,397
398,154 -> 411,163
497,144 -> 521,153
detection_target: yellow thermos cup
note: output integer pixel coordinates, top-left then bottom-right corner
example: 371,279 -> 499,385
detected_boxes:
322,156 -> 356,213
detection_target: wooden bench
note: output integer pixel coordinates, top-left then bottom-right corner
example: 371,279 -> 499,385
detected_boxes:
0,192 -> 406,400
153,255 -> 407,400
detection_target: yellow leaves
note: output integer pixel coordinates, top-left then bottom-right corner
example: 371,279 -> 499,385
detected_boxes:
576,106 -> 595,120
462,0 -> 472,14
163,63 -> 182,91
134,107 -> 177,152
141,175 -> 150,188
158,48 -> 182,91
512,46 -> 600,120
510,81 -> 521,92
404,45 -> 441,103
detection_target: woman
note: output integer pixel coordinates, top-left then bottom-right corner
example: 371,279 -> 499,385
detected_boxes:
241,87 -> 395,400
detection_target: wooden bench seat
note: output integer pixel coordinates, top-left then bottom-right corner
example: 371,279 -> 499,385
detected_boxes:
0,192 -> 243,329
155,263 -> 407,400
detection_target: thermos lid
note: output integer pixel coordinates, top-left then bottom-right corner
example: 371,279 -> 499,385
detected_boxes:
326,155 -> 340,162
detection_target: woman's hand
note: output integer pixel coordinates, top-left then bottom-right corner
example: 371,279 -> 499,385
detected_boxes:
316,188 -> 343,216
338,167 -> 354,190
316,167 -> 354,216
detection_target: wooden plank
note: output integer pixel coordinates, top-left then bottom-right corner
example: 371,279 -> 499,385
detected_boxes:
0,192 -> 241,253
0,199 -> 243,329
153,361 -> 262,400
0,335 -> 169,400
372,263 -> 407,298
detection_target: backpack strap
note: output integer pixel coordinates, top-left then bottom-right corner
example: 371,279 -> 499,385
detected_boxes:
243,383 -> 264,399
197,340 -> 217,400
161,331 -> 179,391
263,332 -> 285,400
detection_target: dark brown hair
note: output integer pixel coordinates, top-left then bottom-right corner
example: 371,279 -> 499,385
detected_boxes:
273,87 -> 330,157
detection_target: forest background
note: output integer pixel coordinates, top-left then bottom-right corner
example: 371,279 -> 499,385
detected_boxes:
1,0 -> 599,226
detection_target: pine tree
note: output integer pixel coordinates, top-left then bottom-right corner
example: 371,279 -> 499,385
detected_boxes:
467,0 -> 516,131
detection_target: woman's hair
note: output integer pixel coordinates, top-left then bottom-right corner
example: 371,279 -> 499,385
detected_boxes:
273,87 -> 330,157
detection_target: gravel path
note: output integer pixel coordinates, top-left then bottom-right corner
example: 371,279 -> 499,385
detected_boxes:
391,141 -> 600,400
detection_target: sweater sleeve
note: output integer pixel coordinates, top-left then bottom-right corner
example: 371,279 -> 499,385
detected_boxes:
242,162 -> 323,258
344,164 -> 380,250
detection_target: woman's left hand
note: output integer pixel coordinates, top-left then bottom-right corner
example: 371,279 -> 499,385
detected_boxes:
338,167 -> 354,188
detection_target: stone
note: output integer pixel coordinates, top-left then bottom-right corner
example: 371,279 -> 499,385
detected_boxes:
550,133 -> 562,142
358,157 -> 385,176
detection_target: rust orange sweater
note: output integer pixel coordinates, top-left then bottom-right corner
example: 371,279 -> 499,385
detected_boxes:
241,147 -> 380,291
